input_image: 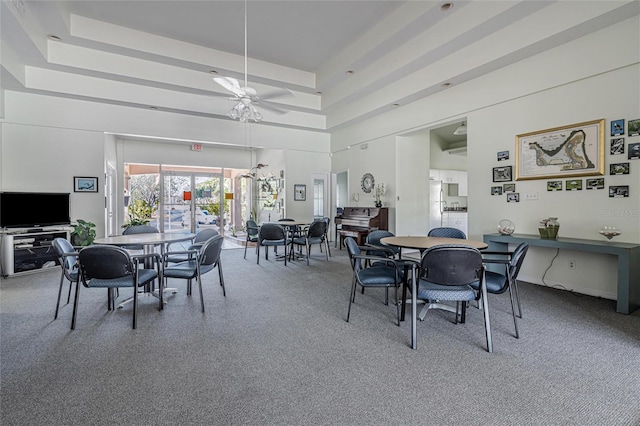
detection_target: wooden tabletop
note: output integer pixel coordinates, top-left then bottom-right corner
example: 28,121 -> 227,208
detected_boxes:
380,236 -> 488,250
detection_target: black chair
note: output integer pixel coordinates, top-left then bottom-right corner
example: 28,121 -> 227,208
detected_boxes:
162,234 -> 226,312
344,237 -> 403,326
320,216 -> 332,256
290,220 -> 329,265
121,224 -> 160,251
52,238 -> 79,320
243,220 -> 260,259
474,243 -> 529,338
416,244 -> 493,352
428,227 -> 467,239
257,223 -> 290,266
278,218 -> 302,239
72,245 -> 162,330
165,229 -> 218,263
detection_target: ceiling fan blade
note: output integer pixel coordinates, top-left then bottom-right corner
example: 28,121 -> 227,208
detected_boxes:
213,76 -> 244,97
257,101 -> 289,115
259,88 -> 294,101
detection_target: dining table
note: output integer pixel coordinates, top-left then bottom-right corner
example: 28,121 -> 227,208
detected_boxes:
94,231 -> 196,307
380,235 -> 488,350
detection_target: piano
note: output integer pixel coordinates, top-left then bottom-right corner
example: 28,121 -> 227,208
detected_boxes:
337,207 -> 388,248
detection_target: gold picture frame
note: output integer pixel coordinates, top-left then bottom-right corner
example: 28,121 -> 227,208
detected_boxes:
515,119 -> 605,181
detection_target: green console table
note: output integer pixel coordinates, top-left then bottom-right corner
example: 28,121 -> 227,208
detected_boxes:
483,233 -> 640,314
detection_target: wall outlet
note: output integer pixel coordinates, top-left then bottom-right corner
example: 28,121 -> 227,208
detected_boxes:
568,260 -> 576,270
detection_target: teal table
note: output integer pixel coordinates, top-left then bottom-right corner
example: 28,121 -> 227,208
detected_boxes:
483,233 -> 640,314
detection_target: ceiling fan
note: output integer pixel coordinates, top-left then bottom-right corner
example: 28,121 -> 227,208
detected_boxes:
213,0 -> 292,122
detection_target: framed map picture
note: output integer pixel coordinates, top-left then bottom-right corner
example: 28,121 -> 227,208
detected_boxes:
515,119 -> 605,180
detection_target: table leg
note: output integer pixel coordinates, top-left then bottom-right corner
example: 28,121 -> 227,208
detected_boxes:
411,263 -> 417,350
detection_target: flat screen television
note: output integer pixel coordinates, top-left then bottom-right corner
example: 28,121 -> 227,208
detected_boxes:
0,192 -> 71,229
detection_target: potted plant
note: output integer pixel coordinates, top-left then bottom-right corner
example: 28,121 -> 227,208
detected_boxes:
70,219 -> 96,246
122,199 -> 152,229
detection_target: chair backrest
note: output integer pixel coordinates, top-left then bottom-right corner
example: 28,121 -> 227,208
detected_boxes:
53,237 -> 77,272
428,227 -> 467,239
123,225 -> 159,235
365,230 -> 398,257
259,223 -> 286,241
78,246 -> 132,283
194,229 -> 219,244
307,220 -> 327,238
199,234 -> 224,266
509,243 -> 529,280
278,218 -> 295,222
420,244 -> 483,286
344,237 -> 362,271
246,220 -> 259,237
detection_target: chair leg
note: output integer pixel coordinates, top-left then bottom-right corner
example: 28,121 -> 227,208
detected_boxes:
66,278 -> 73,304
508,287 -> 520,338
324,240 -> 330,260
132,283 -> 138,330
197,274 -> 205,313
256,244 -> 260,264
55,271 -> 65,319
394,284 -> 400,326
347,277 -> 357,322
306,241 -> 310,265
480,279 -> 493,353
70,279 -> 81,330
513,279 -> 523,318
243,240 -> 248,259
218,261 -> 226,297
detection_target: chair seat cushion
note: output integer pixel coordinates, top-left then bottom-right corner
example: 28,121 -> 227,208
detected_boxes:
292,236 -> 323,245
88,269 -> 157,288
358,266 -> 400,286
262,239 -> 287,246
164,261 -> 215,279
417,280 -> 476,301
470,271 -> 508,294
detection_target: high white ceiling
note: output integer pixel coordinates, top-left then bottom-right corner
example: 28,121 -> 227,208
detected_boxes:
2,1 -> 638,135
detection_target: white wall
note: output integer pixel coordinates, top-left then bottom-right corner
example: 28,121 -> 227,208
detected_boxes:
332,16 -> 640,300
1,123 -> 106,236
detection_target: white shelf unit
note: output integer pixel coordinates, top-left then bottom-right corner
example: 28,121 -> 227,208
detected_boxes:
1,229 -> 69,277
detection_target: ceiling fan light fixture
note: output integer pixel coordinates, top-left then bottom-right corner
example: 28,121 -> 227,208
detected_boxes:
453,122 -> 467,135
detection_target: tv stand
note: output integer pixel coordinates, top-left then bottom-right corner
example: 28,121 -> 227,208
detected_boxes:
1,229 -> 70,277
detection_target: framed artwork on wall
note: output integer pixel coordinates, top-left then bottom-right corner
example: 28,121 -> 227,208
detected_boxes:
492,166 -> 512,182
610,119 -> 625,136
610,138 -> 624,155
628,119 -> 640,136
586,178 -> 604,189
74,176 -> 98,193
294,184 -> 306,201
515,119 -> 605,180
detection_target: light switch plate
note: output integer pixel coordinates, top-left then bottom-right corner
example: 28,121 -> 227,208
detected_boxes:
524,192 -> 538,200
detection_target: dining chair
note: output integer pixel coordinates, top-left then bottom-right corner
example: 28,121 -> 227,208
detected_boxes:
121,224 -> 160,251
473,242 -> 529,338
416,244 -> 493,352
165,229 -> 218,263
243,220 -> 260,259
162,234 -> 225,312
427,227 -> 467,239
320,216 -> 332,257
72,245 -> 162,330
52,238 -> 79,320
344,237 -> 403,326
290,220 -> 328,265
257,223 -> 290,266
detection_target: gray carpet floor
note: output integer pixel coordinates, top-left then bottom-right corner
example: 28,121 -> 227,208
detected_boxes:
1,246 -> 639,425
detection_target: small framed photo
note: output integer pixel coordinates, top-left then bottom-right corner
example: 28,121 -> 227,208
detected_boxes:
610,163 -> 630,175
74,176 -> 98,193
506,193 -> 520,203
503,183 -> 516,192
497,150 -> 509,161
611,119 -> 625,136
294,184 -> 306,201
547,180 -> 562,191
609,185 -> 629,198
491,186 -> 503,195
628,143 -> 640,160
610,138 -> 624,155
628,119 -> 640,136
586,178 -> 604,189
493,166 -> 512,182
565,179 -> 582,191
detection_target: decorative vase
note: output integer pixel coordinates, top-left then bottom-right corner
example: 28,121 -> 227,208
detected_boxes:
374,201 -> 382,208
547,217 -> 559,239
497,219 -> 515,235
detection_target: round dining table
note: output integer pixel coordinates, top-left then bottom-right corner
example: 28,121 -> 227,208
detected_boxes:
380,236 -> 488,350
